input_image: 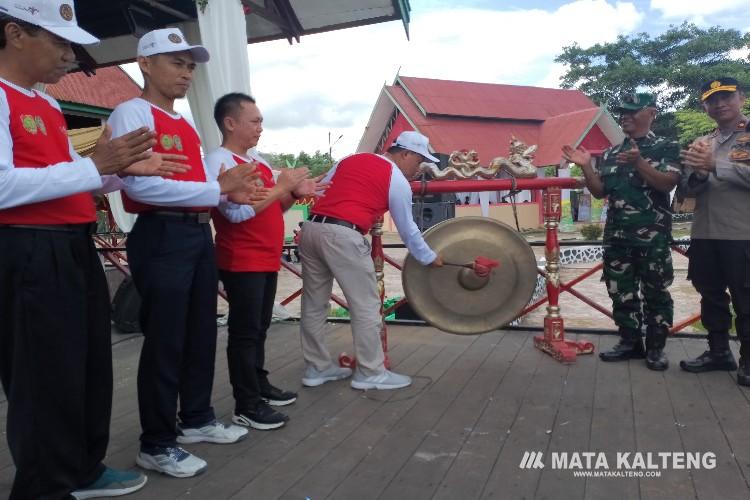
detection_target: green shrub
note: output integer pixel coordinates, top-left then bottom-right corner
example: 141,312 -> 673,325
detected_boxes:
580,224 -> 603,240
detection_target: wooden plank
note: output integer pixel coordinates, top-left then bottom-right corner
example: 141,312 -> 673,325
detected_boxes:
377,331 -> 526,500
433,331 -> 540,500
534,334 -> 600,500
669,337 -> 750,500
324,333 -> 499,500
228,328 -> 474,499
277,329 -> 479,500
632,337 -> 695,500
583,336 -> 639,500
166,326 -> 437,500
111,322 -> 407,500
0,321 -> 354,497
480,335 -> 571,499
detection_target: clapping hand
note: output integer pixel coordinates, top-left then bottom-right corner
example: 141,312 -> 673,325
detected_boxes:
218,162 -> 259,202
90,125 -> 156,175
121,153 -> 190,177
561,144 -> 592,167
293,174 -> 330,199
680,139 -> 715,172
615,139 -> 641,165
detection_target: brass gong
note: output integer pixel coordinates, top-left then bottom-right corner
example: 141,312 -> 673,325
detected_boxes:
402,217 -> 538,335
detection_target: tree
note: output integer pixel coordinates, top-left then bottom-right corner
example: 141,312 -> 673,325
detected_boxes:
556,23 -> 750,110
675,101 -> 750,145
264,150 -> 334,177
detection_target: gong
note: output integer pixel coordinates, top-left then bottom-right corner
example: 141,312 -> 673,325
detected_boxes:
402,217 -> 538,335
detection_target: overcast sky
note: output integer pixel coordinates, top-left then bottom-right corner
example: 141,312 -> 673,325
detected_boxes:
122,0 -> 750,158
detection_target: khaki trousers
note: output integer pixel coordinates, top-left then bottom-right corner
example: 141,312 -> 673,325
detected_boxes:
299,221 -> 385,376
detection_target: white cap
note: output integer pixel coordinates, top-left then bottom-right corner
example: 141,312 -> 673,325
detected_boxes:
391,131 -> 439,162
137,27 -> 209,63
0,0 -> 98,44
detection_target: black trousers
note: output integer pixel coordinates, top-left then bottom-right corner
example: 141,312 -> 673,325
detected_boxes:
0,226 -> 111,500
126,215 -> 218,448
219,270 -> 277,411
688,239 -> 750,356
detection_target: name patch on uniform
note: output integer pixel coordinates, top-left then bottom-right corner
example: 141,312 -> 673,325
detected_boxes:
730,133 -> 750,163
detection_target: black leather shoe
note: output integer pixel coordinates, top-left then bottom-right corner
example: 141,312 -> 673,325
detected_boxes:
599,339 -> 646,362
738,358 -> 750,387
645,349 -> 669,371
679,350 -> 737,373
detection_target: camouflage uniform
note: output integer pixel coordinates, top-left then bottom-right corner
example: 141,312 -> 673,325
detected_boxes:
598,132 -> 681,335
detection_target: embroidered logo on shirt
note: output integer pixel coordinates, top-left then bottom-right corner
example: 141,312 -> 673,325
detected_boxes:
173,135 -> 183,151
21,115 -> 36,134
160,134 -> 174,150
20,115 -> 46,135
35,116 -> 47,135
59,3 -> 74,21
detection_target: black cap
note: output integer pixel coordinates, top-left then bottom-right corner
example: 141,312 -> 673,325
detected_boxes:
700,77 -> 739,101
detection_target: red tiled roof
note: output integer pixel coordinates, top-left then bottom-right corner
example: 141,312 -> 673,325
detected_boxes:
398,76 -> 597,121
536,108 -> 601,165
46,67 -> 141,110
388,85 -> 598,166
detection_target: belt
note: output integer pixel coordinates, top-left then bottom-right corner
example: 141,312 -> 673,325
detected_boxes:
0,222 -> 97,234
308,214 -> 359,231
144,211 -> 211,224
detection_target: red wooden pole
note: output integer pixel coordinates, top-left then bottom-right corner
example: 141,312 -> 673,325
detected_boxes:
532,187 -> 595,363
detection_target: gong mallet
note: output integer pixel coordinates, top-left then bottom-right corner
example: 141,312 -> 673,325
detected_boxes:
441,256 -> 500,278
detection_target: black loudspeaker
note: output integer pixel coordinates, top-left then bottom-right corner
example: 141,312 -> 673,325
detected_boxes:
111,276 -> 142,334
412,201 -> 455,231
394,301 -> 423,321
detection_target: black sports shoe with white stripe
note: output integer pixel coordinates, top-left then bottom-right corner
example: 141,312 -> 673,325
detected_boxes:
260,384 -> 297,406
233,401 -> 289,430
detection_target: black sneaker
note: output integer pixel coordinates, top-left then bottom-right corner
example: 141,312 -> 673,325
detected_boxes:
232,401 -> 289,430
261,384 -> 298,407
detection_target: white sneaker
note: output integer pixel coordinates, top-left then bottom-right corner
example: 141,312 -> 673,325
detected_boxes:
176,420 -> 248,444
302,364 -> 353,387
136,446 -> 207,478
350,369 -> 412,390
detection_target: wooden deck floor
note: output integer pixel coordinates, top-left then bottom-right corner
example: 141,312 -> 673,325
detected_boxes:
1,323 -> 750,500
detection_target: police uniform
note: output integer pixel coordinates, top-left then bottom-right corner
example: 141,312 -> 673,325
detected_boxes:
679,77 -> 750,385
597,94 -> 681,367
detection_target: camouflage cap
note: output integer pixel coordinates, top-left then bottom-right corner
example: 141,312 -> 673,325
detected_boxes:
614,93 -> 657,112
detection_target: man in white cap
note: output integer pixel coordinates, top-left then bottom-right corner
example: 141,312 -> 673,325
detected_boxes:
108,27 -> 259,479
299,131 -> 443,390
0,1 -> 201,498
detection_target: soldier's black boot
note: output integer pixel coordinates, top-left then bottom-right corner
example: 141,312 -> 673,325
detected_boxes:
645,326 -> 669,371
738,338 -> 750,387
738,357 -> 750,387
600,328 -> 645,362
679,332 -> 737,373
